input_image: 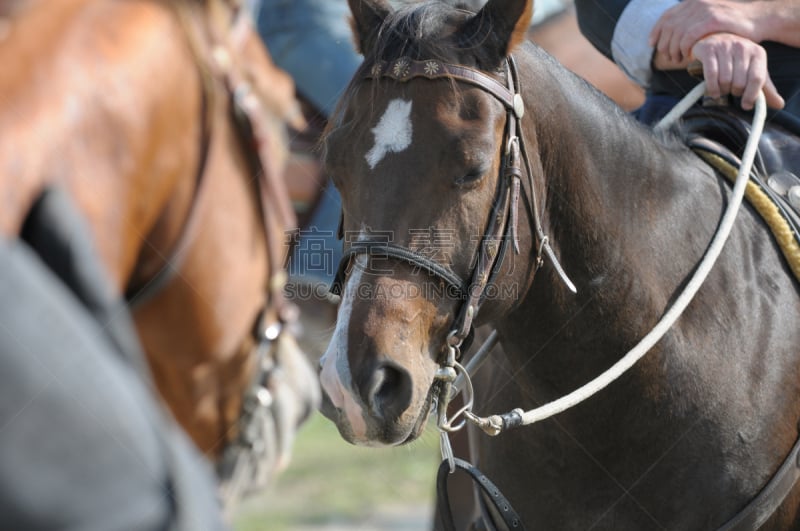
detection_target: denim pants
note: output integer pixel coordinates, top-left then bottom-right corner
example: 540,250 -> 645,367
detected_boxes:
253,0 -> 360,284
633,94 -> 681,126
253,0 -> 360,117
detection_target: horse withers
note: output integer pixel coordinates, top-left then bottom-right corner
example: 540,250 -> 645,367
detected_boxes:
0,0 -> 318,502
319,0 -> 800,528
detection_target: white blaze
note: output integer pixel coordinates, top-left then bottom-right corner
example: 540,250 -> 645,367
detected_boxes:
319,254 -> 368,439
365,99 -> 413,169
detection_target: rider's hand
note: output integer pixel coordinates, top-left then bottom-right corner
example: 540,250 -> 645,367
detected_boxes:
690,32 -> 784,111
648,0 -> 760,65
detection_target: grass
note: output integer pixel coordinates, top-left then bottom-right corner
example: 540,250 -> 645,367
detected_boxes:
232,412 -> 441,530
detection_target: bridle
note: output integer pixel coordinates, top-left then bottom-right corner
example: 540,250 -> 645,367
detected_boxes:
124,1 -> 303,507
327,54 -> 575,531
329,53 -> 575,439
215,48 -> 303,508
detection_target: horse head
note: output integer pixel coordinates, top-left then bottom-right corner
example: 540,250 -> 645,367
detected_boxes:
320,0 -> 539,446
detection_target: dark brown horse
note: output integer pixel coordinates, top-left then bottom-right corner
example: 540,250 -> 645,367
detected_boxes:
319,0 -> 800,528
0,0 -> 317,502
283,1 -> 643,213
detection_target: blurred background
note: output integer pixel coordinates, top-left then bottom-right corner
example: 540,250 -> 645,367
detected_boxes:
233,414 -> 440,531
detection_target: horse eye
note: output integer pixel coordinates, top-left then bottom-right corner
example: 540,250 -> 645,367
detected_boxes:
454,169 -> 485,187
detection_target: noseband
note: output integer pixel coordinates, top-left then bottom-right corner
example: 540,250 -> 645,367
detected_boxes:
330,54 -> 575,435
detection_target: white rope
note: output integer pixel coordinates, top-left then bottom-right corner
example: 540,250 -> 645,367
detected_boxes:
653,82 -> 709,132
472,85 -> 767,432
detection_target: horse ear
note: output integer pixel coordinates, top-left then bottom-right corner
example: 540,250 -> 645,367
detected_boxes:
348,0 -> 392,55
460,0 -> 533,60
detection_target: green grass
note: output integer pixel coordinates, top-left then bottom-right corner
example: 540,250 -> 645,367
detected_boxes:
233,412 -> 441,530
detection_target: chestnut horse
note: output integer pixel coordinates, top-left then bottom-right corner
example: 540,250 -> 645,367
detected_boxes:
320,0 -> 800,528
0,0 -> 317,502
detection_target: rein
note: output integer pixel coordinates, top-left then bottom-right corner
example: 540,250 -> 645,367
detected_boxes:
460,84 -> 764,437
447,83 -> 800,530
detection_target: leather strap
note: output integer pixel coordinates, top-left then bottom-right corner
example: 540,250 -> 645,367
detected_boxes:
718,432 -> 800,530
331,241 -> 469,299
125,2 -> 215,307
366,58 -> 516,110
451,162 -> 513,343
436,458 -> 525,531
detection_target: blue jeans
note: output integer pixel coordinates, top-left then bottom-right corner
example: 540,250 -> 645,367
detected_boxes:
253,0 -> 359,285
253,0 -> 361,117
286,185 -> 344,285
633,94 -> 681,126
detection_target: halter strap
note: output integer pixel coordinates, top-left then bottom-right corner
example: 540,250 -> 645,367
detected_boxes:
332,241 -> 469,299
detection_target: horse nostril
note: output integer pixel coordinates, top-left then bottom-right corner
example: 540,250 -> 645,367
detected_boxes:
367,362 -> 413,421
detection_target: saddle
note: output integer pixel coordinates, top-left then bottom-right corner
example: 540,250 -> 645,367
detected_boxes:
680,104 -> 800,279
682,104 -> 800,214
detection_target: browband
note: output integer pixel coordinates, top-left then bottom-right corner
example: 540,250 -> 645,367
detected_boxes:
366,57 -> 523,118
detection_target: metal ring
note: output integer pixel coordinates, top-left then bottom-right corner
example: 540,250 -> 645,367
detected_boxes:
505,135 -> 519,156
437,361 -> 475,433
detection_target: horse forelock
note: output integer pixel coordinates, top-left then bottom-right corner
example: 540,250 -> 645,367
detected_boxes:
325,2 -> 504,147
372,4 -> 463,63
368,2 -> 514,69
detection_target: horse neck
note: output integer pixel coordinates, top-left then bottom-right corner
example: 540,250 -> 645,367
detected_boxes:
0,0 -> 205,292
502,46 -> 717,384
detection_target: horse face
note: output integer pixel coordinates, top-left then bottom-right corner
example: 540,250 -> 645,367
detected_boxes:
319,51 -> 516,445
318,0 -> 535,447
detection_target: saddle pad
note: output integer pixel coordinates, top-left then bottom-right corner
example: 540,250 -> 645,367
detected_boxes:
692,147 -> 800,284
678,104 -> 800,284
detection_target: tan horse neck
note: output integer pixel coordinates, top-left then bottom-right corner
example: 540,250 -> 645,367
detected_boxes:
0,0 -> 204,291
0,0 -> 299,457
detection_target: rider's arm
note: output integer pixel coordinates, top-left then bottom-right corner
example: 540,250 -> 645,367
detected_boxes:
575,0 -> 789,111
574,0 -> 677,89
757,0 -> 800,47
650,0 -> 800,64
653,32 -> 784,110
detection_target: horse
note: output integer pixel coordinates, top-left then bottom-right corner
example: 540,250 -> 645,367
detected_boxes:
318,0 -> 800,528
0,0 -> 318,503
